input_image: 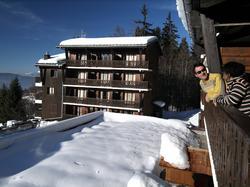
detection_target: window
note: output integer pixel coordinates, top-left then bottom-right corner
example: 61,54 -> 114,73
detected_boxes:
100,91 -> 107,99
89,53 -> 98,60
78,89 -> 87,98
125,73 -> 136,81
81,54 -> 87,60
50,70 -> 57,77
124,93 -> 135,102
78,72 -> 87,79
114,54 -> 122,60
101,54 -> 112,61
100,73 -> 110,81
47,87 -> 54,95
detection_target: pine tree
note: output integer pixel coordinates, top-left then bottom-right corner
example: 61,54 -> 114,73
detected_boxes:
0,84 -> 9,123
161,13 -> 179,54
175,38 -> 191,110
134,4 -> 153,36
8,78 -> 26,121
158,13 -> 179,110
152,27 -> 162,41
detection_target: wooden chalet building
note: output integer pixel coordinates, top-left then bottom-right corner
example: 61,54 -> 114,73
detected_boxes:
35,36 -> 161,120
177,0 -> 250,186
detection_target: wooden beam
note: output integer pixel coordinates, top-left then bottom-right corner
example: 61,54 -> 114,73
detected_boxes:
200,0 -> 226,8
214,22 -> 250,27
200,14 -> 221,73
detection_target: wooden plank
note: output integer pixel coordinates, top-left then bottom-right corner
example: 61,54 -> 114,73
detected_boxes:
160,157 -> 194,187
200,14 -> 221,73
220,47 -> 250,73
160,149 -> 212,186
220,47 -> 250,57
164,168 -> 194,187
188,147 -> 212,176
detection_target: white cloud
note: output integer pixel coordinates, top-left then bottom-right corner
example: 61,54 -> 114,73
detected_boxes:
12,10 -> 43,23
0,0 -> 43,24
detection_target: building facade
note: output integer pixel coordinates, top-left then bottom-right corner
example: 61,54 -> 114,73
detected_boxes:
35,36 -> 161,120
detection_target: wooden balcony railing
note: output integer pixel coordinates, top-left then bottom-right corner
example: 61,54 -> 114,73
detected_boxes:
64,78 -> 149,89
60,59 -> 149,69
204,102 -> 250,187
63,96 -> 140,109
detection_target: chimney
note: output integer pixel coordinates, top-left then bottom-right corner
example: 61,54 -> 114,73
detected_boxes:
44,51 -> 51,59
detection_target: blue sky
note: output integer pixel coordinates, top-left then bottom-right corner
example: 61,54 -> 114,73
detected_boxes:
0,0 -> 189,75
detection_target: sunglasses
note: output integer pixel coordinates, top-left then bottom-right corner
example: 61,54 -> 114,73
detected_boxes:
195,68 -> 206,75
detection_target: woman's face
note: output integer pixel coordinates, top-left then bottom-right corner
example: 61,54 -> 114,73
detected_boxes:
223,72 -> 230,81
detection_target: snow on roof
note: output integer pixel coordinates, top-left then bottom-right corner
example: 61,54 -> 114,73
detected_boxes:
36,53 -> 66,66
176,0 -> 188,31
0,111 -> 199,187
58,36 -> 158,48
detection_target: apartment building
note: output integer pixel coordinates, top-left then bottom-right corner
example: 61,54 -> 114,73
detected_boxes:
35,36 -> 161,120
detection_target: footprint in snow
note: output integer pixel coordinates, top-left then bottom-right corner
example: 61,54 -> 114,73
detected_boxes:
74,161 -> 84,166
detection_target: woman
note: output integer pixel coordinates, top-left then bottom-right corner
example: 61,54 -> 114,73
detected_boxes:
214,61 -> 250,117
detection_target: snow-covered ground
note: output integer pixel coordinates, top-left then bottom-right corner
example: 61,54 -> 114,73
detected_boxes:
0,111 -> 201,187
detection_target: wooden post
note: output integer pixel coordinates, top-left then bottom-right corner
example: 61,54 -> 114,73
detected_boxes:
200,14 -> 221,73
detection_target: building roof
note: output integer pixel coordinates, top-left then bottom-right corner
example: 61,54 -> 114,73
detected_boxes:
178,0 -> 250,49
36,53 -> 66,67
0,111 -> 199,187
58,36 -> 158,48
176,0 -> 189,33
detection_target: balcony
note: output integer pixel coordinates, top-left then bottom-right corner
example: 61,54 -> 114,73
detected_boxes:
204,102 -> 250,186
64,78 -> 149,90
61,59 -> 149,69
63,96 -> 140,109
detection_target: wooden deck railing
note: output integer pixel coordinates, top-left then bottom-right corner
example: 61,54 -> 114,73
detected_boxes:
204,102 -> 250,187
64,78 -> 149,90
63,96 -> 141,109
60,59 -> 149,69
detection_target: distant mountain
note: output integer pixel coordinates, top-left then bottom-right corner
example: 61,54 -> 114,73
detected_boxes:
0,73 -> 35,89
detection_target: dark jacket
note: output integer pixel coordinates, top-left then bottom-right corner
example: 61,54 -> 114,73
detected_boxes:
216,76 -> 250,117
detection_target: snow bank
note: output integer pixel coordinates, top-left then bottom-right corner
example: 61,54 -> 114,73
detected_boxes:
104,112 -> 199,169
38,120 -> 58,128
0,111 -> 200,187
6,120 -> 18,128
188,112 -> 200,127
159,120 -> 199,169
